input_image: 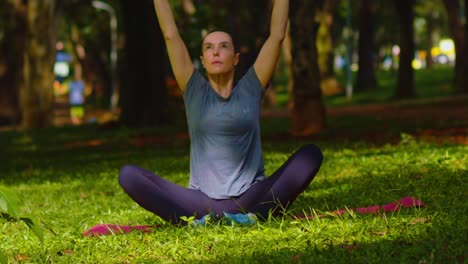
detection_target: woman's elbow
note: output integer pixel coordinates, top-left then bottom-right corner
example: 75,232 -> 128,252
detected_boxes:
162,28 -> 179,41
270,33 -> 286,44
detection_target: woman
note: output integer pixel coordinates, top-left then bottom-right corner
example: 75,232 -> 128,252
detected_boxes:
118,0 -> 323,225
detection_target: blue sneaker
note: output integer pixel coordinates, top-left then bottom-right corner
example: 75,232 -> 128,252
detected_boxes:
223,212 -> 256,226
193,212 -> 219,226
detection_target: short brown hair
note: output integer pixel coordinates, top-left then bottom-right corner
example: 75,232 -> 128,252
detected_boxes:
201,30 -> 237,53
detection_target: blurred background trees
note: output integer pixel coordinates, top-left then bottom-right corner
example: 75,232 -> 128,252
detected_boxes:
0,0 -> 466,134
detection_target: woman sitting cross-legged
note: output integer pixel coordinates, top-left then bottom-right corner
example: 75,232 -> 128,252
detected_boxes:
118,0 -> 323,225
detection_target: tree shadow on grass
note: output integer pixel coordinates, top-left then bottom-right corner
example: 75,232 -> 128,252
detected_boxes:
261,114 -> 467,148
166,166 -> 464,264
290,165 -> 465,215
180,238 -> 464,264
0,136 -> 191,185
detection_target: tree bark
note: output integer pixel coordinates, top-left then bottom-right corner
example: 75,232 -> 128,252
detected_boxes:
227,0 -> 269,81
355,0 -> 378,92
442,0 -> 466,94
119,0 -> 168,127
394,0 -> 415,99
283,23 -> 294,110
424,14 -> 434,69
317,0 -> 338,79
290,0 -> 326,136
21,0 -> 60,128
0,1 -> 27,125
465,0 -> 468,94
317,0 -> 343,97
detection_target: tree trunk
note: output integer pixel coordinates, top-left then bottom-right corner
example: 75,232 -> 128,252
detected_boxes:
394,0 -> 415,99
465,0 -> 468,94
425,15 -> 434,69
442,0 -> 466,94
0,1 -> 27,126
283,23 -> 294,110
227,0 -> 270,81
317,0 -> 343,97
119,0 -> 168,127
355,0 -> 378,92
21,0 -> 60,129
290,0 -> 326,136
317,0 -> 337,78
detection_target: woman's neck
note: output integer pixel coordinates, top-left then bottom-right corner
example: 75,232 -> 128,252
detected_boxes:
208,71 -> 235,98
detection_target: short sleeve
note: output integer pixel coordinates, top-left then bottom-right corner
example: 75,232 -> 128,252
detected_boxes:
237,66 -> 265,98
183,69 -> 205,103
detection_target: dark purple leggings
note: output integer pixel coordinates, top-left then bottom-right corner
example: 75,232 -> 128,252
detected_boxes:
118,144 -> 323,224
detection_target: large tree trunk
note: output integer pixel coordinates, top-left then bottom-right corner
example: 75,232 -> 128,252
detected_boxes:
290,0 -> 326,136
465,0 -> 468,94
442,0 -> 466,94
21,0 -> 60,129
119,0 -> 168,127
355,0 -> 378,92
394,0 -> 415,99
317,0 -> 337,79
283,23 -> 294,110
0,1 -> 27,126
227,0 -> 270,81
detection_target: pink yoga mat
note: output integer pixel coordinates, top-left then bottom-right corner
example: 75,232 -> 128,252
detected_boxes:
83,196 -> 425,236
83,224 -> 153,237
293,196 -> 425,220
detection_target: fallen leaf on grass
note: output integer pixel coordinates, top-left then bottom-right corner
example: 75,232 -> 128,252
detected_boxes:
57,249 -> 74,256
410,217 -> 430,225
371,231 -> 387,236
342,242 -> 360,251
64,139 -> 104,149
15,254 -> 29,261
63,249 -> 74,255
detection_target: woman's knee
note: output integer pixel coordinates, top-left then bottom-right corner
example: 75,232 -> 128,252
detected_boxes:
118,165 -> 139,188
298,144 -> 324,164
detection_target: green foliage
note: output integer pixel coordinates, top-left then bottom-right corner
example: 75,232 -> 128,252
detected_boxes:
0,253 -> 6,264
0,187 -> 19,219
0,187 -> 44,243
179,215 -> 195,225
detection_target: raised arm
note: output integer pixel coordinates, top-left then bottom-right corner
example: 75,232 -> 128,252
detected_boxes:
153,0 -> 194,91
253,0 -> 289,88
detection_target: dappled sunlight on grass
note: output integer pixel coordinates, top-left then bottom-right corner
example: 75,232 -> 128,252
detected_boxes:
0,120 -> 466,262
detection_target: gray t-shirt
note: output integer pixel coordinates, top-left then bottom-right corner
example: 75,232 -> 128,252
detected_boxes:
183,67 -> 266,199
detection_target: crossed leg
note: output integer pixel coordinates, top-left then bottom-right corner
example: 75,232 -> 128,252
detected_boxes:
236,144 -> 323,218
118,144 -> 323,224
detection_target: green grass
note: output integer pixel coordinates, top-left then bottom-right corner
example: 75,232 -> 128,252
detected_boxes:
0,113 -> 466,263
274,66 -> 456,108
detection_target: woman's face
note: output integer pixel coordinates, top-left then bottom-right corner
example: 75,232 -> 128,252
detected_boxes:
200,31 -> 239,75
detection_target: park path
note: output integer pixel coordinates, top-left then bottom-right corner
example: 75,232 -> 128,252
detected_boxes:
1,95 -> 467,140
52,94 -> 73,126
260,95 -> 468,145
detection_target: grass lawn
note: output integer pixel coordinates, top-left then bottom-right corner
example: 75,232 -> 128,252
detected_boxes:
0,110 -> 466,263
274,66 -> 456,108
